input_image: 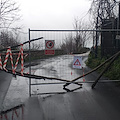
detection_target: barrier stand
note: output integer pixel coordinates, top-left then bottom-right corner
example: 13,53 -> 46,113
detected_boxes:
4,113 -> 8,120
13,44 -> 24,76
12,109 -> 19,120
12,110 -> 14,120
15,109 -> 19,118
3,48 -> 12,72
0,54 -> 2,70
1,45 -> 24,76
0,114 -> 3,120
0,104 -> 24,120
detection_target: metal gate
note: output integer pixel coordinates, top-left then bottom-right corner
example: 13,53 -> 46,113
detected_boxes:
0,29 -> 119,96
28,29 -> 120,96
28,29 -> 94,96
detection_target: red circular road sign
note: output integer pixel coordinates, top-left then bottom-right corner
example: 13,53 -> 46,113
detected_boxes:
46,41 -> 54,49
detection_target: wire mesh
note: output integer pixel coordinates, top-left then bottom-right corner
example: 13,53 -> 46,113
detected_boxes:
28,29 -> 93,95
28,29 -> 120,95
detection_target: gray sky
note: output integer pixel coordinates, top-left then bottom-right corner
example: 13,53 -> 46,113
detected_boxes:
17,0 -> 92,31
15,0 -> 93,47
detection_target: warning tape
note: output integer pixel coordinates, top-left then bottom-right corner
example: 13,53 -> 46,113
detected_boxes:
0,45 -> 24,76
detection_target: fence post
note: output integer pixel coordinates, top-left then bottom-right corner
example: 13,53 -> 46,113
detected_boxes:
29,29 -> 31,97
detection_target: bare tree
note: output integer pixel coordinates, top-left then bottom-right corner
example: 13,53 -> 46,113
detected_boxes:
61,34 -> 75,54
60,18 -> 91,54
89,0 -> 118,28
73,18 -> 90,53
0,0 -> 21,30
31,42 -> 41,50
89,0 -> 118,57
0,0 -> 22,49
0,30 -> 20,48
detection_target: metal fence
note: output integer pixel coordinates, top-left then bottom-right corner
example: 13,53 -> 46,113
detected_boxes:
28,29 -> 120,96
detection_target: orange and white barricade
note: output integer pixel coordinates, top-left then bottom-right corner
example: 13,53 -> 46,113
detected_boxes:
0,44 -> 24,76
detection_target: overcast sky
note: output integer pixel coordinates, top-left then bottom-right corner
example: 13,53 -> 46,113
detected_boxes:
17,0 -> 92,31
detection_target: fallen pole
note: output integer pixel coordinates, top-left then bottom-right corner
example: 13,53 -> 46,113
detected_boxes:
0,37 -> 43,52
92,51 -> 120,89
0,68 -> 82,86
64,51 -> 120,87
1,51 -> 119,86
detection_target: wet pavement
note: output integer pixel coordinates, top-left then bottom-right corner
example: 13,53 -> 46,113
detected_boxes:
0,53 -> 120,120
0,71 -> 12,111
37,84 -> 120,120
22,82 -> 120,120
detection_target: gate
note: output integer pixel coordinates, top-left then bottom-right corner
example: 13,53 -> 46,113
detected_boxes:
0,29 -> 119,96
28,29 -> 94,96
28,29 -> 120,96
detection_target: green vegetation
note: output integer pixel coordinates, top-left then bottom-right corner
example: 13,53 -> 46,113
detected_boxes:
86,47 -> 120,80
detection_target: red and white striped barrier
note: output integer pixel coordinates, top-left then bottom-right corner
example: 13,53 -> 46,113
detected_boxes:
3,47 -> 13,72
0,54 -> 2,70
0,45 -> 24,76
13,45 -> 24,75
0,104 -> 24,120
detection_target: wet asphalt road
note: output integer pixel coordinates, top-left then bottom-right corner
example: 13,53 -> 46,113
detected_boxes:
24,79 -> 120,120
24,54 -> 120,120
0,71 -> 12,110
32,70 -> 120,120
0,53 -> 120,120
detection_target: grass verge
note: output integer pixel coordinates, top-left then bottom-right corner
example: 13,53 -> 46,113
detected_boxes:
86,48 -> 120,80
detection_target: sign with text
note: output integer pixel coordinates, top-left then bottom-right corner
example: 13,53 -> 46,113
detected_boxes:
45,40 -> 55,55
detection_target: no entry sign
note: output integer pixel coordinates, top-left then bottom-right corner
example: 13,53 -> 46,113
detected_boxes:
45,40 -> 55,55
